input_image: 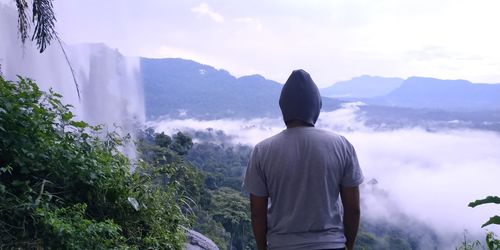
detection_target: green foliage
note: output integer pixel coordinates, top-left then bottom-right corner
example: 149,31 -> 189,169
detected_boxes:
186,140 -> 251,191
469,196 -> 500,228
193,209 -> 231,250
356,232 -> 378,249
354,218 -> 439,250
35,203 -> 124,249
482,216 -> 500,229
0,76 -> 187,249
210,188 -> 253,250
466,196 -> 500,250
456,231 -> 482,250
355,231 -> 415,250
138,128 -> 255,250
137,128 -> 234,248
486,232 -> 500,250
469,196 -> 500,208
136,128 -> 203,207
172,131 -> 194,155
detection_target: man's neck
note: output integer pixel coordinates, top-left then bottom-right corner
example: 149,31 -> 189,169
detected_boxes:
286,120 -> 314,129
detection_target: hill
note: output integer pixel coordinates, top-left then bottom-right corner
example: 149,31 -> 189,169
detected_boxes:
375,77 -> 500,111
141,58 -> 341,120
320,75 -> 404,98
140,58 -> 500,131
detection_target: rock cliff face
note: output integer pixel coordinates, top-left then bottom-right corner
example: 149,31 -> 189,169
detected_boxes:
185,229 -> 219,250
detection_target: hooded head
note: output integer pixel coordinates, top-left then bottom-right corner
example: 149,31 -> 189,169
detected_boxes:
279,69 -> 322,126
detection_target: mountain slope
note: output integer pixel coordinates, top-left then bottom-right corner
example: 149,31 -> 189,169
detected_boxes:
141,58 -> 341,120
321,75 -> 404,98
377,77 -> 500,111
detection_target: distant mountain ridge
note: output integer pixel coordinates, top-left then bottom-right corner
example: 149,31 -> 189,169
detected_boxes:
141,58 -> 341,120
321,75 -> 404,98
140,58 -> 500,132
321,75 -> 500,111
376,77 -> 500,111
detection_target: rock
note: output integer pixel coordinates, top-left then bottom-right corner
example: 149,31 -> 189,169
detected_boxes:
184,229 -> 219,250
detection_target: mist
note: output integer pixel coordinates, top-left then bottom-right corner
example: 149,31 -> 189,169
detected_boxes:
149,103 -> 500,247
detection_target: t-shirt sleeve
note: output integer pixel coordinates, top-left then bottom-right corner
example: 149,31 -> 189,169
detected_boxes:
341,137 -> 364,187
243,146 -> 269,197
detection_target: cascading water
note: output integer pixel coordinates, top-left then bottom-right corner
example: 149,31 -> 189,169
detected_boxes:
0,4 -> 145,161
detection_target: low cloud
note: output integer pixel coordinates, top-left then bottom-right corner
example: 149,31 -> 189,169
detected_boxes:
148,116 -> 284,145
149,103 -> 500,245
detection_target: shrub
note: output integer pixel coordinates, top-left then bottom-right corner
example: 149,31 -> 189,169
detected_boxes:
0,76 -> 187,249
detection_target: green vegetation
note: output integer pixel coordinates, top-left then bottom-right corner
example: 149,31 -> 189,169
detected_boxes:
186,133 -> 254,249
468,196 -> 500,250
0,74 -> 256,249
355,218 -> 438,250
137,128 -> 254,250
0,76 -> 188,249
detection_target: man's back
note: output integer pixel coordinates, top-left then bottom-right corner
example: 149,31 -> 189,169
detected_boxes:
243,69 -> 363,250
244,127 -> 363,249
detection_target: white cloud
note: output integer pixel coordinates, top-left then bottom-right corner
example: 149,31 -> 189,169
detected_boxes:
148,117 -> 284,145
141,46 -> 205,61
191,3 -> 224,23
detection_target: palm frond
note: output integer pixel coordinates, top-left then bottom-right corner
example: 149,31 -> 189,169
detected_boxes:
31,0 -> 56,53
15,0 -> 29,44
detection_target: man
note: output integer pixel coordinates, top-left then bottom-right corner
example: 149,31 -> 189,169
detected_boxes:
243,69 -> 364,250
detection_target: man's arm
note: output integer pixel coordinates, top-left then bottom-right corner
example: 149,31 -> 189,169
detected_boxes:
340,186 -> 361,250
250,194 -> 268,250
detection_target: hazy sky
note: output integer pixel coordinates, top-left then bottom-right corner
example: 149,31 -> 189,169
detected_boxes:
11,1 -> 500,86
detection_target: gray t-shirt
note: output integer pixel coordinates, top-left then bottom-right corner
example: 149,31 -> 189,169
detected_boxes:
243,127 -> 364,250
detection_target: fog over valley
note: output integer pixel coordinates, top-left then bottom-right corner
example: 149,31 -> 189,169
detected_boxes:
149,102 -> 500,246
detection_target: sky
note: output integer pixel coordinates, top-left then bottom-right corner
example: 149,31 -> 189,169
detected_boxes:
37,0 -> 500,87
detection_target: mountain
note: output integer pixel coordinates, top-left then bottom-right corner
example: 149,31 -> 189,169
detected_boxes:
141,58 -> 341,120
320,75 -> 404,98
358,104 -> 500,132
374,77 -> 500,111
140,58 -> 500,131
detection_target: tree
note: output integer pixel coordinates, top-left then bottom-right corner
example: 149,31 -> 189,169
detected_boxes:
210,188 -> 253,250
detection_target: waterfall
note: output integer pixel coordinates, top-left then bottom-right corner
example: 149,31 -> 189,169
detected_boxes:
0,4 -> 145,160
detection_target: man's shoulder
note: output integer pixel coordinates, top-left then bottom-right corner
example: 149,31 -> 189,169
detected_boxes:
254,131 -> 286,149
302,127 -> 347,142
254,128 -> 346,148
311,127 -> 342,137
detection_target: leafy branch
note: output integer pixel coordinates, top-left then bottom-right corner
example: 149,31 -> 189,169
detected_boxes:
468,195 -> 500,250
468,196 -> 500,228
469,196 -> 500,208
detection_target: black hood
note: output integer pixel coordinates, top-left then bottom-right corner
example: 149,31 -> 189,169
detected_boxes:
279,69 -> 322,126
